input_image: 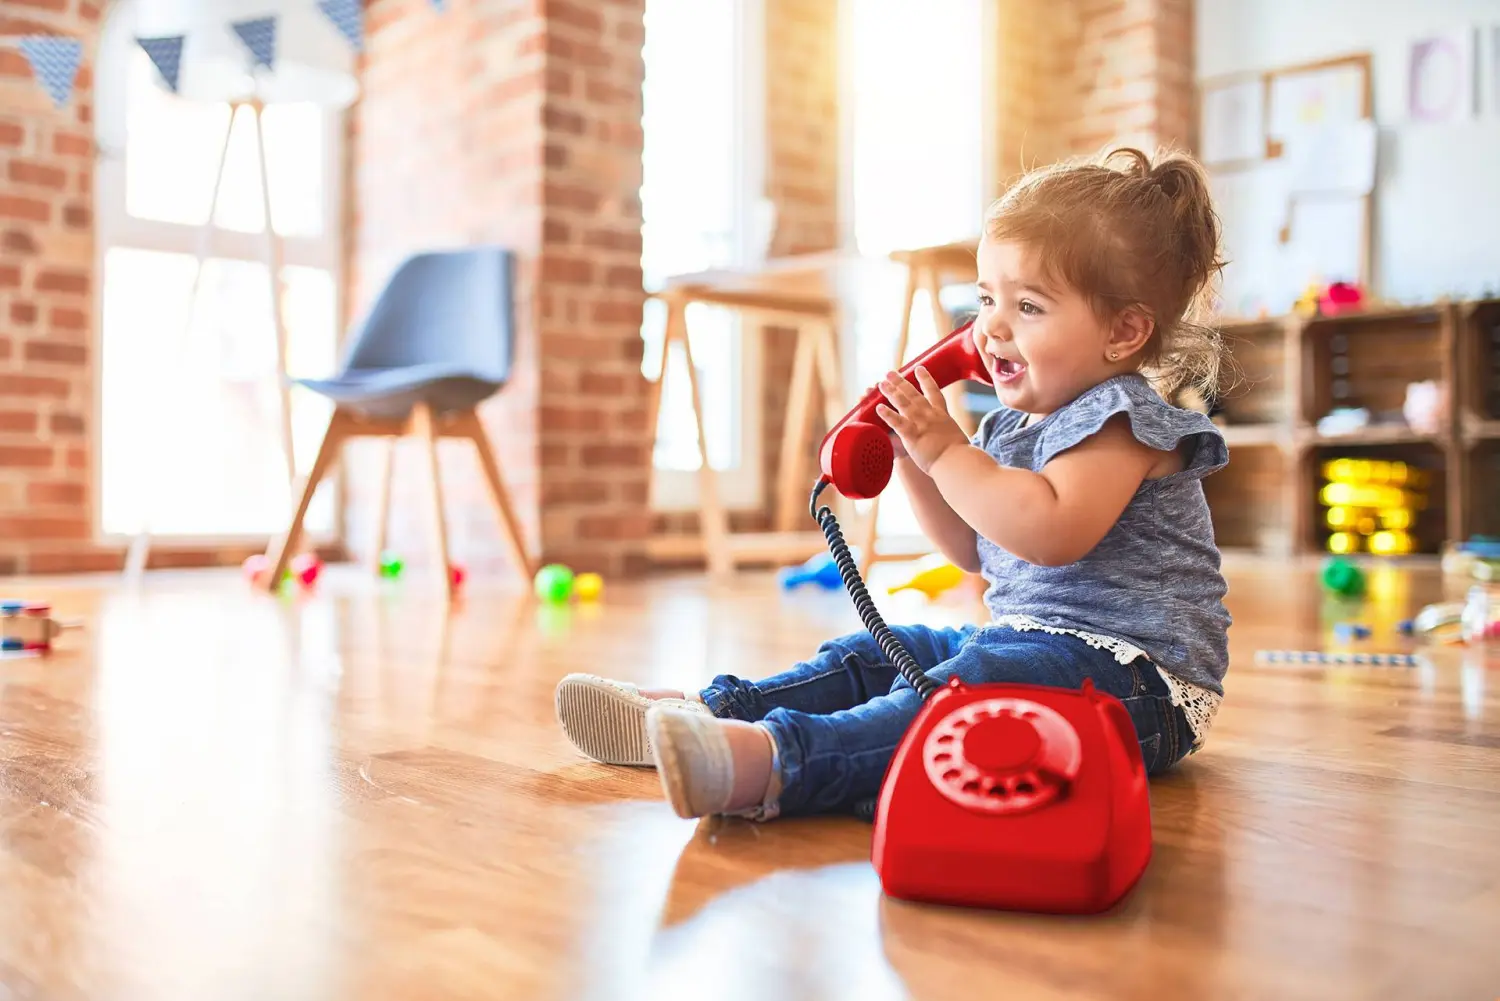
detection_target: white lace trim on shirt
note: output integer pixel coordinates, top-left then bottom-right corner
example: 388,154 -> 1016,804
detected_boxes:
987,614 -> 1220,750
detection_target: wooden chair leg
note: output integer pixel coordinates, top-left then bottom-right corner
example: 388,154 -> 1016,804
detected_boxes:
369,436 -> 394,574
265,408 -> 350,593
410,403 -> 455,596
456,408 -> 536,580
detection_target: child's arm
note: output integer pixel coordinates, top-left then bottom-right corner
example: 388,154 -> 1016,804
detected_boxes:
893,454 -> 981,572
876,368 -> 1162,567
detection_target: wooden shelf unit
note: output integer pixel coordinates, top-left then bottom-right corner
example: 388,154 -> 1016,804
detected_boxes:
1205,298 -> 1499,557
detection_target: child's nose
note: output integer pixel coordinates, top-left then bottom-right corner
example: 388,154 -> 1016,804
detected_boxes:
979,313 -> 1011,345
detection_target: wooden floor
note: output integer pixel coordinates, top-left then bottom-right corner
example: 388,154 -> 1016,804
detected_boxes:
1,557 -> 1497,1000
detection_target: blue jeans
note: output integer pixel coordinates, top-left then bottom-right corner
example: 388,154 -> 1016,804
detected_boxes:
698,623 -> 1195,820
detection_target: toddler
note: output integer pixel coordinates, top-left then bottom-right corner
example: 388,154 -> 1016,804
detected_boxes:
555,146 -> 1232,822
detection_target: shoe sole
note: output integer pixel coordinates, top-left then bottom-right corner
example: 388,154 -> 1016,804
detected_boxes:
555,676 -> 654,766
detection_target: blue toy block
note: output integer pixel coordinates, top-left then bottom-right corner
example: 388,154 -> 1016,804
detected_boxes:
778,552 -> 843,591
1,637 -> 23,651
1334,622 -> 1371,642
1,600 -> 23,615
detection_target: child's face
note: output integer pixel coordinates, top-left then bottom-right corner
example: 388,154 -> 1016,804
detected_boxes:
972,237 -> 1117,417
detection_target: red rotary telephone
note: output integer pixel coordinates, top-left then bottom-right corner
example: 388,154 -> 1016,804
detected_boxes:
807,319 -> 1153,915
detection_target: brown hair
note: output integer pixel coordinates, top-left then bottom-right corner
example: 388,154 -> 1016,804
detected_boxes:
983,146 -> 1227,400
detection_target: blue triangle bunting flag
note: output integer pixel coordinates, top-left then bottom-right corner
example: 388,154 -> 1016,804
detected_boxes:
18,36 -> 82,109
430,0 -> 447,11
231,16 -> 277,69
317,0 -> 363,52
136,35 -> 185,92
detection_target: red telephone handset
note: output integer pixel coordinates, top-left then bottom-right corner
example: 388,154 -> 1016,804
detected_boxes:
816,317 -> 990,500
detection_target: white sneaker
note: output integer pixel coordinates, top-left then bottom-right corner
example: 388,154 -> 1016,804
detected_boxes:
554,673 -> 710,767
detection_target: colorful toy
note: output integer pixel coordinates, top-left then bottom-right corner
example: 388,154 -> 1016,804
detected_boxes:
1320,556 -> 1366,597
1,601 -> 77,654
1333,622 -> 1371,642
1461,585 -> 1499,642
872,676 -> 1152,914
242,552 -> 323,591
1293,280 -> 1364,318
378,551 -> 404,579
573,572 -> 603,601
888,558 -> 965,599
1255,650 -> 1424,666
778,553 -> 843,591
534,563 -> 575,603
1319,458 -> 1428,556
450,563 -> 467,589
1411,601 -> 1465,643
290,553 -> 323,588
1320,281 -> 1364,315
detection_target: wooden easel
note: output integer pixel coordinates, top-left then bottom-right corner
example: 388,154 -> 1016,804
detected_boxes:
124,97 -> 297,577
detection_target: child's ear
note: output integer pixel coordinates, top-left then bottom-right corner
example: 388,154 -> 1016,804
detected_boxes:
1107,305 -> 1155,360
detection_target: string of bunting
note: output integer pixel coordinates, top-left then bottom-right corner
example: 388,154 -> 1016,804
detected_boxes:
3,0 -> 446,108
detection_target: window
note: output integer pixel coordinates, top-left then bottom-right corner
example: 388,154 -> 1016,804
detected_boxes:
94,0 -> 344,542
838,0 -> 991,541
640,0 -> 765,511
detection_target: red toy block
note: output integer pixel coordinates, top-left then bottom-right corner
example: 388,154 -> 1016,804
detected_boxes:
290,553 -> 323,588
871,677 -> 1152,914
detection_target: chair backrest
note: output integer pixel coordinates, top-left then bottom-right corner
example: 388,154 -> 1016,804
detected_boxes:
339,246 -> 514,382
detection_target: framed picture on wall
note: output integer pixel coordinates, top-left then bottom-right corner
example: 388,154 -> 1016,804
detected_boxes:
1200,76 -> 1266,168
1407,28 -> 1477,122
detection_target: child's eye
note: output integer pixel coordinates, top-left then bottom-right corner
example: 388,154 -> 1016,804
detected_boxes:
1019,299 -> 1043,316
977,294 -> 994,308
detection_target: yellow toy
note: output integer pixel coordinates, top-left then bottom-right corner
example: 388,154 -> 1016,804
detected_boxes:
573,572 -> 604,601
1319,458 -> 1427,555
888,558 -> 965,599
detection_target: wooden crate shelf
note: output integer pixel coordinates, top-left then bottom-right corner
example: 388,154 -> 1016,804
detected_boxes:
1203,443 -> 1296,555
1458,298 -> 1500,444
1303,440 -> 1451,556
1463,441 -> 1500,540
1203,297 -> 1498,557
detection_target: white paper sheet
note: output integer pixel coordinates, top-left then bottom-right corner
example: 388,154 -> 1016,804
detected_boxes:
1282,119 -> 1377,196
1201,77 -> 1266,165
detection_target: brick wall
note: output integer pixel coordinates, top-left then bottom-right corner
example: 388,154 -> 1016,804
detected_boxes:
1069,0 -> 1196,156
0,0 -> 99,576
994,0 -> 1196,191
347,0 -> 650,581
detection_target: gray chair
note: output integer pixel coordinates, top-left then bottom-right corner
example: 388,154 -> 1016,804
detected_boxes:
263,247 -> 535,593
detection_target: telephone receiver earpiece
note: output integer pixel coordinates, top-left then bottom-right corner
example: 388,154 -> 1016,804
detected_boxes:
816,317 -> 991,500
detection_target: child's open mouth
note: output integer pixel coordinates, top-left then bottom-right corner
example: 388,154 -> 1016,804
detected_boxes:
993,357 -> 1026,384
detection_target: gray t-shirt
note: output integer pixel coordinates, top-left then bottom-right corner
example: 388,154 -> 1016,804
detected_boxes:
971,373 -> 1232,694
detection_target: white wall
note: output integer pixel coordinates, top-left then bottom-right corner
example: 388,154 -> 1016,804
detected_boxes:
1197,0 -> 1500,307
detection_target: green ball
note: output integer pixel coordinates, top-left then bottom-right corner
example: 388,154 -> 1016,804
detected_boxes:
378,552 -> 404,579
1321,556 -> 1366,597
534,563 -> 575,602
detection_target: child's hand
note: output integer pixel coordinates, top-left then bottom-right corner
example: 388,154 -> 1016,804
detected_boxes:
875,367 -> 969,475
